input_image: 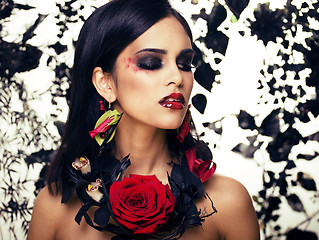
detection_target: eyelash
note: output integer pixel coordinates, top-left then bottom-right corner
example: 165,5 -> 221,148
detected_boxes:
136,57 -> 194,72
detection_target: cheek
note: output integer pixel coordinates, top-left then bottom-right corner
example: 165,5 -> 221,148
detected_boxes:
115,69 -> 154,106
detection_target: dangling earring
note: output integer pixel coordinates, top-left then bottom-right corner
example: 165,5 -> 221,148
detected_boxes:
89,100 -> 122,146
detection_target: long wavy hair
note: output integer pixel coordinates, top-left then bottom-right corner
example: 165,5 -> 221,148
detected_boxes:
47,0 -> 211,195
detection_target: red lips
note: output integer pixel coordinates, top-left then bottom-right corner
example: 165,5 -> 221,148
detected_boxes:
159,93 -> 185,110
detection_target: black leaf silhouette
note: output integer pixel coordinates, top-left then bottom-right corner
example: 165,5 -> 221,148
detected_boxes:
297,152 -> 319,161
267,127 -> 303,162
225,0 -> 250,19
203,121 -> 222,135
25,149 -> 55,166
283,110 -> 295,125
192,94 -> 207,114
201,30 -> 229,55
49,42 -> 68,55
194,62 -> 216,92
284,160 -> 296,170
259,109 -> 280,138
286,194 -> 305,212
248,3 -> 286,46
286,228 -> 318,240
297,100 -> 319,118
192,2 -> 226,32
22,14 -> 47,44
232,142 -> 262,158
297,172 -> 317,191
0,40 -> 42,78
0,0 -> 14,19
279,172 -> 288,196
207,2 -> 227,32
237,110 -> 257,130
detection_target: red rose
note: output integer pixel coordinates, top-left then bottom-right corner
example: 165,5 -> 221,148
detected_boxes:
185,147 -> 216,182
109,174 -> 176,235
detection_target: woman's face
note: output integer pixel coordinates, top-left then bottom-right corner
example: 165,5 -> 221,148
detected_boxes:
111,16 -> 194,130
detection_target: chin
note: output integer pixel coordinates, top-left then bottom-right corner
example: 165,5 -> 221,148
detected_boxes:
156,117 -> 184,130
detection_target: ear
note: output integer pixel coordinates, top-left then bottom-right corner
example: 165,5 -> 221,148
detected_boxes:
92,67 -> 116,103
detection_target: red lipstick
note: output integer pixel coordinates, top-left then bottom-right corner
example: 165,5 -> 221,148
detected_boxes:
159,93 -> 185,110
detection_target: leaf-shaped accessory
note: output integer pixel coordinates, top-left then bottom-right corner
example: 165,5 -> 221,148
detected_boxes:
89,109 -> 122,146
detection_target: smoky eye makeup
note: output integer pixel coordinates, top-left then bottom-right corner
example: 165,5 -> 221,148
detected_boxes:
176,54 -> 195,72
132,48 -> 195,72
135,55 -> 163,71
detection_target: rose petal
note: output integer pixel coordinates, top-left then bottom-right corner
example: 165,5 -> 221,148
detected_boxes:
200,162 -> 217,183
176,108 -> 190,142
109,174 -> 176,235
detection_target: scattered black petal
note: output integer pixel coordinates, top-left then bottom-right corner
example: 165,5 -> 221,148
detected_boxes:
297,152 -> 319,161
259,109 -> 280,138
194,62 -> 216,92
283,110 -> 295,125
286,194 -> 305,212
286,228 -> 318,240
297,100 -> 319,118
307,131 -> 319,141
232,142 -> 262,158
214,58 -> 222,64
203,121 -> 222,135
237,110 -> 257,130
14,3 -> 35,10
266,127 -> 303,162
248,3 -> 286,45
279,172 -> 288,196
297,172 -> 317,191
0,40 -> 42,78
200,30 -> 229,55
262,196 -> 281,223
192,8 -> 208,22
238,31 -> 245,36
192,94 -> 207,114
284,160 -> 296,170
225,0 -> 250,19
25,149 -> 55,166
207,2 -> 227,32
22,14 -> 48,44
49,42 -> 68,55
0,0 -> 14,19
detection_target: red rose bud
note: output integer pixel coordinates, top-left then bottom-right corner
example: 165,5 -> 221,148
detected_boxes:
185,147 -> 216,182
109,174 -> 176,235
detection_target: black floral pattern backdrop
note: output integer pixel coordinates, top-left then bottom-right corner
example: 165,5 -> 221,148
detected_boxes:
0,0 -> 318,239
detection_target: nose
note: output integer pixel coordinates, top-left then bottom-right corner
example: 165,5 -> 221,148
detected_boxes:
165,63 -> 183,86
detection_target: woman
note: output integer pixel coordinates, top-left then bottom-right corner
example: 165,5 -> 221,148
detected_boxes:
27,0 -> 260,239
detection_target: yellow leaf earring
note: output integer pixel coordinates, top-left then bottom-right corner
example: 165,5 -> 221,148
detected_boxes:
89,101 -> 122,146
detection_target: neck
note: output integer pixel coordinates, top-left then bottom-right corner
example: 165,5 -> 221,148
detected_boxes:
113,117 -> 173,178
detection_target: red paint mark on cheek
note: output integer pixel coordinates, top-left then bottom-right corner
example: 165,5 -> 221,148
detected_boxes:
125,57 -> 145,73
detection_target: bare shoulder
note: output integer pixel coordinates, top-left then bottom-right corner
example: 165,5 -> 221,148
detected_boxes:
205,174 -> 253,205
202,174 -> 260,240
27,186 -> 63,240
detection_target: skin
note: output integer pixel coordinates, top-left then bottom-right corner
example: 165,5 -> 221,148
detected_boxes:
27,16 -> 260,240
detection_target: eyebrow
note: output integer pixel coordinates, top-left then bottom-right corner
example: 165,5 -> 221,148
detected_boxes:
135,48 -> 194,56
